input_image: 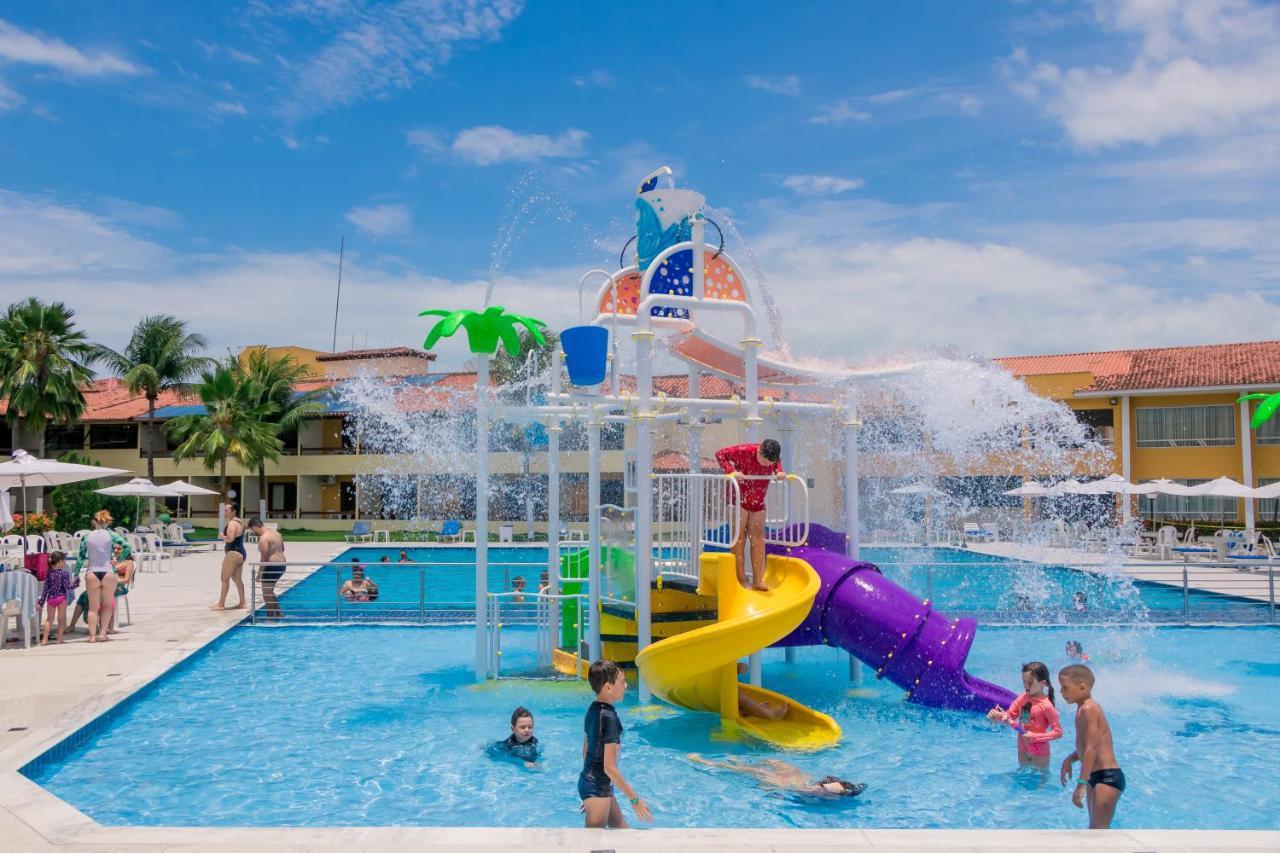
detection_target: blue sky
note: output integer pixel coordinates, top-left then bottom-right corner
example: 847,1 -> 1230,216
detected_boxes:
1,0 -> 1278,367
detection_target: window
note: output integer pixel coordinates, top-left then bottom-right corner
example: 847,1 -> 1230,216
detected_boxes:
1259,478 -> 1280,524
1145,479 -> 1237,521
269,482 -> 297,513
88,422 -> 138,449
1135,405 -> 1235,448
1075,409 -> 1114,446
45,425 -> 86,452
1257,415 -> 1280,446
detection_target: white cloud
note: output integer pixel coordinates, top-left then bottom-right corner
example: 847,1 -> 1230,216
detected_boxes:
265,0 -> 525,123
449,126 -> 588,165
345,203 -> 412,238
0,18 -> 143,76
744,74 -> 801,96
780,174 -> 864,195
1011,0 -> 1280,148
0,190 -> 167,276
571,69 -> 613,88
213,100 -> 248,116
97,197 -> 184,231
809,100 -> 871,126
0,77 -> 21,111
405,127 -> 446,155
226,48 -> 260,65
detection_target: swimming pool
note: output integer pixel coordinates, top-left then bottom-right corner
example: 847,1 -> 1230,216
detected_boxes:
272,546 -> 1272,624
23,623 -> 1280,829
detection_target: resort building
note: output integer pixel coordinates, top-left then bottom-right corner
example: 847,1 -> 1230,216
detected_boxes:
8,340 -> 1280,532
997,340 -> 1280,526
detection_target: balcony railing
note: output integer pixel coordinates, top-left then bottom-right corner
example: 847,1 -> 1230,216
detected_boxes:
300,445 -> 355,455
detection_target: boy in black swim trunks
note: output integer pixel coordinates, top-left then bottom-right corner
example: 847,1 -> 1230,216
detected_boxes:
1058,664 -> 1124,829
578,660 -> 652,828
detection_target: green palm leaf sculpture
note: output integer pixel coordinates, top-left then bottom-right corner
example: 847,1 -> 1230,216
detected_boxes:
419,306 -> 547,356
1238,392 -> 1280,429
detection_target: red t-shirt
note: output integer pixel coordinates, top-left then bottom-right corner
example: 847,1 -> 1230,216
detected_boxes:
715,443 -> 780,511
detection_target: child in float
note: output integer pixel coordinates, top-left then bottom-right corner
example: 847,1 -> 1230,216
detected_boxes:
1059,664 -> 1124,829
38,551 -> 75,645
487,706 -> 542,768
715,439 -> 785,591
578,660 -> 652,828
987,661 -> 1062,769
1066,640 -> 1090,662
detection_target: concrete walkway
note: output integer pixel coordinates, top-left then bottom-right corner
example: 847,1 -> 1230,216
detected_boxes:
969,541 -> 1277,610
1,541 -> 1276,851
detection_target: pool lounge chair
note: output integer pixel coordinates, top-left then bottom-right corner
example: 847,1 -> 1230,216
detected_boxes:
344,521 -> 373,543
439,520 -> 463,543
1226,534 -> 1275,570
963,522 -> 995,543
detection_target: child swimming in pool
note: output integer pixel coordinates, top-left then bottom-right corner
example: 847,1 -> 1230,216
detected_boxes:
987,661 -> 1062,769
487,706 -> 542,768
686,754 -> 864,797
1066,640 -> 1090,662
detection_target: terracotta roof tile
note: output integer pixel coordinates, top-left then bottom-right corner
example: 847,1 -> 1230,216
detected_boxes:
316,347 -> 433,362
997,340 -> 1280,393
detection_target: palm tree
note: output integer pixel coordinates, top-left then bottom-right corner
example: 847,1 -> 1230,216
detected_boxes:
166,358 -> 282,506
419,306 -> 547,356
237,349 -> 325,516
1238,392 -> 1280,430
98,315 -> 211,480
0,298 -> 101,457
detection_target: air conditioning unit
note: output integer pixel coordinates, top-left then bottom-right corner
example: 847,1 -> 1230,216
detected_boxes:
319,474 -> 337,485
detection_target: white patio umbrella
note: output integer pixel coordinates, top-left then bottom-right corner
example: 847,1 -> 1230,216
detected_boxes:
1253,481 -> 1280,499
1090,474 -> 1135,494
163,479 -> 219,519
0,489 -> 11,530
1047,478 -> 1085,495
95,478 -> 182,529
1003,481 -> 1050,496
0,450 -> 129,540
1186,476 -> 1256,498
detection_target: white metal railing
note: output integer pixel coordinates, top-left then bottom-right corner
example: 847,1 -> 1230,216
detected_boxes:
755,473 -> 810,547
652,473 -> 741,583
485,590 -> 587,678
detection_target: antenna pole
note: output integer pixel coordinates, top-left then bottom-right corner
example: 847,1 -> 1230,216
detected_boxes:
331,235 -> 345,352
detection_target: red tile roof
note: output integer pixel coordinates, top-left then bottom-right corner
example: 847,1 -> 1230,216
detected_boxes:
316,347 -> 433,363
81,379 -> 195,423
997,340 -> 1280,393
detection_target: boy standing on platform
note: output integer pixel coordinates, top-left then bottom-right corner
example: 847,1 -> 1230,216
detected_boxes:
715,439 -> 784,591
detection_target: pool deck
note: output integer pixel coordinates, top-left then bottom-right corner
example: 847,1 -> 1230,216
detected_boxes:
968,541 -> 1278,609
1,542 -> 1276,851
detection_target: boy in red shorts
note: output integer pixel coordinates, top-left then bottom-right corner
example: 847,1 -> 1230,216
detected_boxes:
715,439 -> 784,591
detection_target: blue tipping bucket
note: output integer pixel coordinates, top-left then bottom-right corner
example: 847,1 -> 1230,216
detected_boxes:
560,325 -> 609,386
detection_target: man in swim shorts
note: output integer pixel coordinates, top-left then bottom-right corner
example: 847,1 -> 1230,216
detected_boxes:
1058,664 -> 1124,829
715,439 -> 784,591
249,518 -> 286,620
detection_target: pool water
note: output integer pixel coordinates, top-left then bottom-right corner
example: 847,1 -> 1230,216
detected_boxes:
276,546 -> 1270,623
25,623 -> 1280,829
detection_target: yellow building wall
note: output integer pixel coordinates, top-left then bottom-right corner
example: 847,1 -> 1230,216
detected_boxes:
238,345 -> 324,378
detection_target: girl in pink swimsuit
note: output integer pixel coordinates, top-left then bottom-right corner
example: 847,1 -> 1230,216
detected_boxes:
987,661 -> 1063,769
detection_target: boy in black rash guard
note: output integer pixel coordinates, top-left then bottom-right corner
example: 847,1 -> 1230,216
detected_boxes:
487,706 -> 541,768
578,660 -> 652,828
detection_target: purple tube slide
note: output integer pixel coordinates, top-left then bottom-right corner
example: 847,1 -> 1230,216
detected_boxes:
769,524 -> 1014,713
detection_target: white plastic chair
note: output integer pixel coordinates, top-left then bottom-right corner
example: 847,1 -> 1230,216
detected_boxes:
24,534 -> 46,553
140,534 -> 174,573
2,597 -> 31,648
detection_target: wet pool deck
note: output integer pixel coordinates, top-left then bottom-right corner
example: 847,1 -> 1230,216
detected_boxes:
1,541 -> 1275,851
969,541 -> 1278,609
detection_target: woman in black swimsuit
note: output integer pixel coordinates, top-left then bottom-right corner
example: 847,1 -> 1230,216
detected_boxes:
212,502 -> 246,611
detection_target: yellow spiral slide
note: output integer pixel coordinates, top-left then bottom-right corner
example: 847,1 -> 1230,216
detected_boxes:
634,552 -> 841,749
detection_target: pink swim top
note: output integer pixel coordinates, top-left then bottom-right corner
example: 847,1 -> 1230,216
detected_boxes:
1001,693 -> 1063,757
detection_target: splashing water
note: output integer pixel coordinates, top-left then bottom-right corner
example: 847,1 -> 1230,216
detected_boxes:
704,204 -> 788,354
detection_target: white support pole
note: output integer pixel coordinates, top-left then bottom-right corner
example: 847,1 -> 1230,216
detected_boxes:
1120,395 -> 1132,523
1241,394 -> 1256,534
688,365 -> 703,576
587,412 -> 602,662
743,314 -> 763,690
547,348 -> 563,652
634,328 -> 655,701
844,409 -> 861,560
474,355 -> 491,682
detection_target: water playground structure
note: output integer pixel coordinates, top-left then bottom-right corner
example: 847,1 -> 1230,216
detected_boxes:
424,168 -> 1015,749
